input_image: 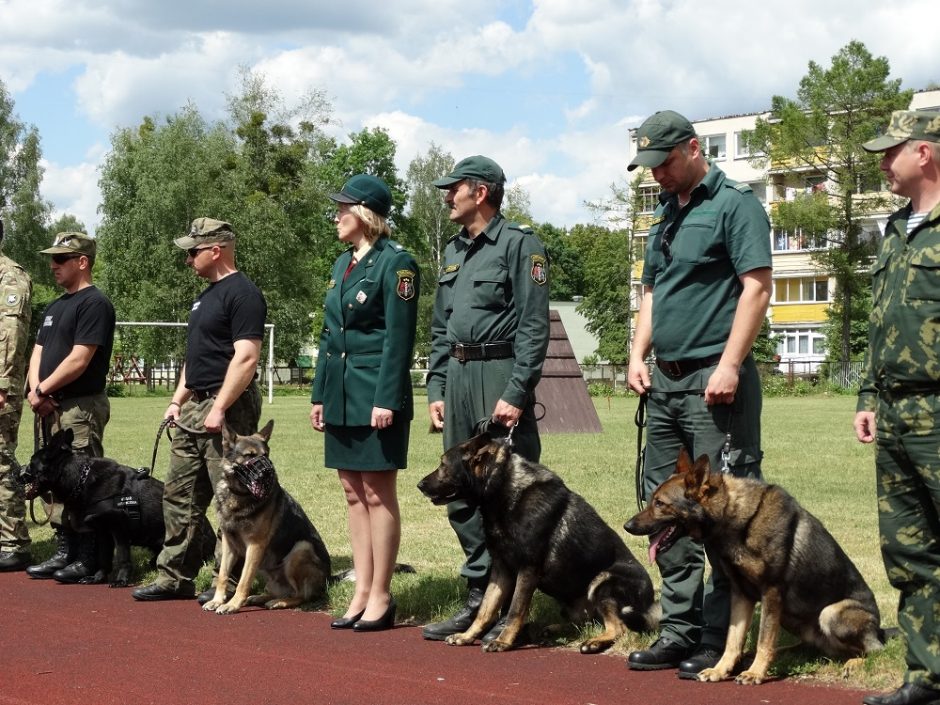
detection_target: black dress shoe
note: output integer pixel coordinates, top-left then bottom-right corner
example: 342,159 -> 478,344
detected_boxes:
132,583 -> 195,601
0,551 -> 31,572
863,683 -> 940,705
422,587 -> 484,640
197,588 -> 234,605
26,553 -> 71,579
331,609 -> 366,630
628,638 -> 691,670
677,646 -> 723,680
353,599 -> 396,632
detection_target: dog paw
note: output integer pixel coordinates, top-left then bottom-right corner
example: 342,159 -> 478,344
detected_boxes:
109,579 -> 131,588
697,667 -> 729,683
79,573 -> 107,585
445,634 -> 475,646
202,601 -> 222,612
734,670 -> 765,685
579,639 -> 612,654
482,640 -> 512,653
214,601 -> 243,615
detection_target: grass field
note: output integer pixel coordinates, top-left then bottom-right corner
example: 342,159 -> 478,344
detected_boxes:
16,392 -> 904,688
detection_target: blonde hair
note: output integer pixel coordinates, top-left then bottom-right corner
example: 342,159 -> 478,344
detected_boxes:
350,204 -> 391,243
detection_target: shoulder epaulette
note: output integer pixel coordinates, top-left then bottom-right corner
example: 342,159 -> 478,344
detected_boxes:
731,182 -> 753,194
508,222 -> 535,235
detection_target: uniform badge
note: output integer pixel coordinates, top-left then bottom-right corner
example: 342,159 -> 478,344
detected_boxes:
356,290 -> 368,304
639,136 -> 651,148
397,270 -> 416,301
530,255 -> 548,286
443,263 -> 460,274
651,215 -> 666,225
6,294 -> 18,306
327,278 -> 336,289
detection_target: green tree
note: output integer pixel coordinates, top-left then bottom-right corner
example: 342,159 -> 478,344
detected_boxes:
536,223 -> 584,301
572,224 -> 630,364
1,79 -> 51,279
745,40 -> 911,362
502,183 -> 532,224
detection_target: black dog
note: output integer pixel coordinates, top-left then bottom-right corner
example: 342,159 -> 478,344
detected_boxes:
20,428 -> 212,587
418,427 -> 658,653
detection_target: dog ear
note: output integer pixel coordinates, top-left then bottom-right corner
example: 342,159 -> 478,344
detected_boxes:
221,423 -> 237,450
684,454 -> 714,496
52,427 -> 74,448
257,419 -> 274,443
675,447 -> 693,475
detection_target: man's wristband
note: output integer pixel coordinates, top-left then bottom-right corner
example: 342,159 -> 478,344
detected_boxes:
169,401 -> 182,409
35,385 -> 47,398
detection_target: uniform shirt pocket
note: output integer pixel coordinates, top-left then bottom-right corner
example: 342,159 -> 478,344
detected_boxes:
670,216 -> 720,264
907,253 -> 940,302
471,267 -> 508,310
438,270 -> 459,313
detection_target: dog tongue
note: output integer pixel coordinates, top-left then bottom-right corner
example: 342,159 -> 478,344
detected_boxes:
648,529 -> 669,564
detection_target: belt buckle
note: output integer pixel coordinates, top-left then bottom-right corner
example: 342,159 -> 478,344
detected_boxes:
453,344 -> 467,363
666,360 -> 683,377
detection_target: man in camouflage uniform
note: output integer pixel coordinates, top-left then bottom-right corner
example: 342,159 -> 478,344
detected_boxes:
0,219 -> 33,572
133,218 -> 265,602
422,155 -> 550,642
855,110 -> 940,705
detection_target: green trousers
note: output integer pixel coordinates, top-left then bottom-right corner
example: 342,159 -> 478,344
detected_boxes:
642,355 -> 763,650
153,383 -> 261,592
0,396 -> 28,553
442,356 -> 541,583
874,390 -> 940,690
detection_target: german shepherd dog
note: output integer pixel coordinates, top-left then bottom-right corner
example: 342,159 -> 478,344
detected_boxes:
624,449 -> 883,685
19,428 -> 189,587
418,426 -> 658,653
203,420 -> 331,615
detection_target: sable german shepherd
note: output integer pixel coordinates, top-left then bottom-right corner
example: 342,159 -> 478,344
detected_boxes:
19,428 -> 204,587
624,449 -> 883,685
418,427 -> 658,653
203,420 -> 331,614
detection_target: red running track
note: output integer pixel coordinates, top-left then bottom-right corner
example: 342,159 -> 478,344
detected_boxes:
0,572 -> 870,705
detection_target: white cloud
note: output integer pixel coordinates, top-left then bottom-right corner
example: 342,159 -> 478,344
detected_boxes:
41,158 -> 102,234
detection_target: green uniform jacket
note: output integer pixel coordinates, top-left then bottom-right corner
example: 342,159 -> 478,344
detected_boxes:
857,201 -> 940,413
0,254 -> 32,394
426,213 -> 549,410
311,237 -> 420,426
641,164 -> 771,360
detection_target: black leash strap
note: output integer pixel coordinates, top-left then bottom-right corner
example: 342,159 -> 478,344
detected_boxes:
28,414 -> 53,526
634,394 -> 648,511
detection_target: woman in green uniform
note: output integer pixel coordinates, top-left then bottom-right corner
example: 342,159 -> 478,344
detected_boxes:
310,174 -> 419,632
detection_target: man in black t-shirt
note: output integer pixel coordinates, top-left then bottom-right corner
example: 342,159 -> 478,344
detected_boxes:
25,232 -> 116,583
133,218 -> 266,602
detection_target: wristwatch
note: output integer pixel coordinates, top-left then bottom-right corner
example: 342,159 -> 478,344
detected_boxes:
35,385 -> 47,397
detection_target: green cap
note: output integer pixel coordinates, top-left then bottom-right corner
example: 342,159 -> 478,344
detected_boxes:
628,110 -> 696,171
862,110 -> 940,152
40,231 -> 97,258
174,218 -> 236,250
329,174 -> 392,218
433,155 -> 506,188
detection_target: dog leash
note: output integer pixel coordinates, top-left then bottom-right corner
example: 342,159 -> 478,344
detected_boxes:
634,394 -> 647,511
148,415 -> 217,476
28,413 -> 58,526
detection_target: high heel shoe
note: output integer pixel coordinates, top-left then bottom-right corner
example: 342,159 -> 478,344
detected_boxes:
352,598 -> 397,632
330,609 -> 365,630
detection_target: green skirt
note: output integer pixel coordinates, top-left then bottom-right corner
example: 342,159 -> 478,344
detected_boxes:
323,417 -> 410,471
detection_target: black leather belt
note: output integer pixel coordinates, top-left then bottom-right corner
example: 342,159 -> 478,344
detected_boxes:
655,353 -> 723,379
191,388 -> 219,402
449,341 -> 513,363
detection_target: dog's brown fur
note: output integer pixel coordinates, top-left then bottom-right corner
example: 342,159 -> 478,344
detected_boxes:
203,420 -> 331,615
624,449 -> 882,684
418,430 -> 658,653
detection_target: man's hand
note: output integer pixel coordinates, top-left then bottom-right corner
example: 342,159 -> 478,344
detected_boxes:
627,358 -> 651,395
492,399 -> 522,427
204,407 -> 225,433
429,401 -> 445,431
0,390 -> 6,410
704,363 -> 740,406
372,407 -> 393,430
854,411 -> 876,444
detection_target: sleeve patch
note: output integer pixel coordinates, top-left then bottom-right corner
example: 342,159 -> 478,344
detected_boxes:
396,270 -> 416,301
530,255 -> 548,286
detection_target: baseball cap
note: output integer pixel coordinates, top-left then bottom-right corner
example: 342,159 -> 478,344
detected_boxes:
432,155 -> 506,188
862,110 -> 940,152
628,110 -> 696,171
40,231 -> 97,258
174,218 -> 236,250
329,174 -> 392,218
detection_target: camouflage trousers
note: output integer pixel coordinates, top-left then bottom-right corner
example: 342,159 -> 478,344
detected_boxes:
875,391 -> 940,689
0,396 -> 28,553
40,392 -> 111,530
153,382 -> 261,592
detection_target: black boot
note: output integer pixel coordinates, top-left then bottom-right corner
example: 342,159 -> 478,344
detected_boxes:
53,532 -> 102,584
26,528 -> 76,579
422,585 -> 485,641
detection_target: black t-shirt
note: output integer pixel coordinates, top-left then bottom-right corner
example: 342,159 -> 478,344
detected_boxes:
37,285 -> 116,397
185,271 -> 266,391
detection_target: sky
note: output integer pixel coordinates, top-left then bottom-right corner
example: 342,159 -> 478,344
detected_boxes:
1,0 -> 938,234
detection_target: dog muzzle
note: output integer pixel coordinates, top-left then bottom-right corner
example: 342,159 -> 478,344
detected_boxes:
233,455 -> 276,500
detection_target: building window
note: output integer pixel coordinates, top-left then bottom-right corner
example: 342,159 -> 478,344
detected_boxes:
734,131 -> 763,158
637,185 -> 660,214
772,228 -> 826,252
773,277 -> 829,303
774,328 -> 826,357
702,134 -> 727,161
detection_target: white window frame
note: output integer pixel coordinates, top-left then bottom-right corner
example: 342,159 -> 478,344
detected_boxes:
702,134 -> 727,161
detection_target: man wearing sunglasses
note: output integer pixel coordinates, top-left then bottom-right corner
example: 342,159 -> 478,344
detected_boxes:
625,110 -> 772,678
133,218 -> 265,602
25,231 -> 116,583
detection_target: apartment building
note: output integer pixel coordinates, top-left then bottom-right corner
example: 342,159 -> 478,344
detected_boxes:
627,89 -> 940,372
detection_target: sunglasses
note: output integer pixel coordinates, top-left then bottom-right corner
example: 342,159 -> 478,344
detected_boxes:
659,221 -> 677,261
51,254 -> 82,265
186,245 -> 223,257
